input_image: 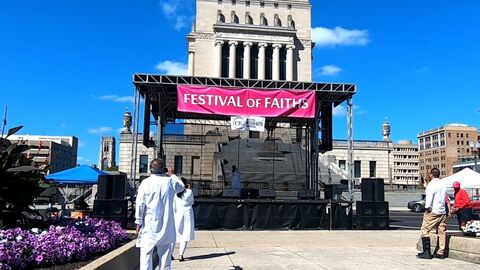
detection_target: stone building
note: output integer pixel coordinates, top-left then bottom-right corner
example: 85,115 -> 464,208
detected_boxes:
188,0 -> 312,81
418,124 -> 478,179
9,135 -> 78,173
323,120 -> 420,189
98,136 -> 116,170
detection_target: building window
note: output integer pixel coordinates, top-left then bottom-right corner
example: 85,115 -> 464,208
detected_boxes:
265,45 -> 273,79
260,1 -> 265,8
245,0 -> 250,6
221,43 -> 229,77
354,161 -> 361,178
174,156 -> 183,174
139,155 -> 148,173
279,47 -> 286,80
338,160 -> 346,170
250,45 -> 258,79
191,156 -> 200,175
369,161 -> 376,178
287,3 -> 292,9
235,43 -> 244,78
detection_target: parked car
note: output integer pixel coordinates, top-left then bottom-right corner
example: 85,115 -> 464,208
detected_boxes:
407,194 -> 454,213
471,195 -> 480,211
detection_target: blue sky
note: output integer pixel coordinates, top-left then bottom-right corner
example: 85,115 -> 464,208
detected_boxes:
1,0 -> 480,166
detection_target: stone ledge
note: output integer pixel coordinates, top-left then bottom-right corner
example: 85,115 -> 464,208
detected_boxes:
416,233 -> 480,264
80,234 -> 139,270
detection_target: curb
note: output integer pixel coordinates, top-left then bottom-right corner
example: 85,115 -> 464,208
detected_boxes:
416,233 -> 480,264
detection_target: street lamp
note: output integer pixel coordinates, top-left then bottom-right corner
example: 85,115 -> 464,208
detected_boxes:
469,141 -> 480,171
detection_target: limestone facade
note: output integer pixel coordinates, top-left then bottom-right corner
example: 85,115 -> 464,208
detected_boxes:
325,139 -> 420,188
189,0 -> 312,81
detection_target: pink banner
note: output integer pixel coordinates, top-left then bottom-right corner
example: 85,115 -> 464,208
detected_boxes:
177,85 -> 316,118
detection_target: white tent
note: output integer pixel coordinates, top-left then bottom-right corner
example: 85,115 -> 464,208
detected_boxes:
442,168 -> 480,189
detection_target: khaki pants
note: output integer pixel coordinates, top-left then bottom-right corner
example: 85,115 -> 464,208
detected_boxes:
420,212 -> 446,254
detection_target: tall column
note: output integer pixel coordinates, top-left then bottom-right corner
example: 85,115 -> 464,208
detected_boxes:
228,41 -> 238,79
258,43 -> 267,80
214,40 -> 224,77
243,42 -> 252,79
286,45 -> 295,81
188,51 -> 194,76
272,44 -> 282,80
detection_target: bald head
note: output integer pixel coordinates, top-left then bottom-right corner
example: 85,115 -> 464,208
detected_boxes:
150,158 -> 165,175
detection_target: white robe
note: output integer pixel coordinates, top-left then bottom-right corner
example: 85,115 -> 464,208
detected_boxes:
232,170 -> 241,189
173,189 -> 195,242
135,174 -> 185,249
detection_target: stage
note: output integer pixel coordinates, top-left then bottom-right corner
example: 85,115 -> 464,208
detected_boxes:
193,198 -> 352,230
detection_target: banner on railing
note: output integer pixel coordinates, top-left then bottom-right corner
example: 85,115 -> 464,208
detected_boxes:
230,116 -> 265,132
177,85 -> 316,118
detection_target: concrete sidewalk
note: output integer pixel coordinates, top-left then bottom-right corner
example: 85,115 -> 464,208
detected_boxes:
170,231 -> 478,270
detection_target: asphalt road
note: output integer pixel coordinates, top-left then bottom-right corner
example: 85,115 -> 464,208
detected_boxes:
388,210 -> 460,231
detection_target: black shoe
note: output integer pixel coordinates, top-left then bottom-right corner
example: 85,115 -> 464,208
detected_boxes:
179,256 -> 184,262
171,255 -> 175,261
433,253 -> 445,259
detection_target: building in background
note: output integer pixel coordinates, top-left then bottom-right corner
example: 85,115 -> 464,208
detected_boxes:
9,135 -> 78,173
324,120 -> 420,189
418,124 -> 478,180
98,136 -> 116,170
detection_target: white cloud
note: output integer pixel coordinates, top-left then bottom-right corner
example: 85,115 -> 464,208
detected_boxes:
159,0 -> 194,30
414,67 -> 429,73
312,26 -> 369,47
175,15 -> 188,30
333,104 -> 347,117
87,127 -> 113,134
161,2 -> 178,17
99,95 -> 134,103
155,60 -> 188,75
333,104 -> 363,117
319,65 -> 342,76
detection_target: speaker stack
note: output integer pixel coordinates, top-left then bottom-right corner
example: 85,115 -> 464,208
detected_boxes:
93,174 -> 128,228
357,178 -> 389,230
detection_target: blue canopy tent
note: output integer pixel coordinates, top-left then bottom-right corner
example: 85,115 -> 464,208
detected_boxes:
45,165 -> 107,184
44,165 -> 108,205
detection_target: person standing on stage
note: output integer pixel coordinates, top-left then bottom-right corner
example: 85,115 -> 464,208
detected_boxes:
172,178 -> 195,262
417,168 -> 447,259
231,165 -> 241,189
451,181 -> 472,230
135,159 -> 185,270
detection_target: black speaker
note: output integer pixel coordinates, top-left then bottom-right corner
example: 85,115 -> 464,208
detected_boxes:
297,190 -> 316,200
361,178 -> 385,202
223,189 -> 241,198
258,189 -> 276,199
241,188 -> 259,199
356,201 -> 389,230
93,199 -> 128,228
357,216 -> 389,230
356,201 -> 389,216
97,175 -> 126,200
324,184 -> 345,200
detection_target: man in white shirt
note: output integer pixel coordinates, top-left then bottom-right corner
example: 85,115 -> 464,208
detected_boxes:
417,168 -> 447,259
135,159 -> 185,270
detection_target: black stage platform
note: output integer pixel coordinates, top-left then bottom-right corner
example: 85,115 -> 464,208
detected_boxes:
193,198 -> 352,230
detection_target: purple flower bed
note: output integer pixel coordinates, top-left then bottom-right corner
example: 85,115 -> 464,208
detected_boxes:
0,217 -> 129,270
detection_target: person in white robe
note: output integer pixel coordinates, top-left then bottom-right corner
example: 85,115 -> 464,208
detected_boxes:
231,165 -> 241,189
172,178 -> 195,261
135,159 -> 185,270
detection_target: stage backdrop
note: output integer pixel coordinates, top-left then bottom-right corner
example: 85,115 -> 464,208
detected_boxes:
177,85 -> 316,118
